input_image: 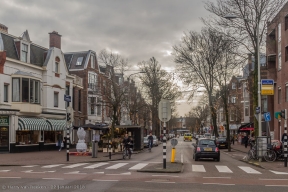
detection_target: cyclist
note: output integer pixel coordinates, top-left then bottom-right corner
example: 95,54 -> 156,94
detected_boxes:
122,134 -> 132,156
147,133 -> 154,151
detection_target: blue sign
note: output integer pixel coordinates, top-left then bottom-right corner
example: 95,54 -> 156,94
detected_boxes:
64,95 -> 71,102
261,79 -> 274,85
264,112 -> 271,122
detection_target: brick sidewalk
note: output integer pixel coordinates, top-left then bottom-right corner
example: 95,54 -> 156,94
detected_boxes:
231,141 -> 288,172
0,149 -> 124,166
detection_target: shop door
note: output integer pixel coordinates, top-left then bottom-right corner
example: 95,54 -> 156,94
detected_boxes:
0,127 -> 9,151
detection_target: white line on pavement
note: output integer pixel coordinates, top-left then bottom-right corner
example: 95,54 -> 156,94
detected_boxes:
93,179 -> 119,182
42,164 -> 64,168
129,163 -> 148,170
105,163 -> 128,169
259,178 -> 288,180
145,181 -> 175,184
269,170 -> 288,175
203,183 -> 235,186
106,172 -> 131,176
266,185 -> 288,187
84,163 -> 109,169
215,166 -> 233,173
42,178 -> 64,180
203,177 -> 231,179
192,165 -> 206,172
62,163 -> 89,168
238,166 -> 261,174
0,177 -> 21,179
0,170 -> 10,172
64,171 -> 87,175
22,165 -> 38,167
152,175 -> 179,177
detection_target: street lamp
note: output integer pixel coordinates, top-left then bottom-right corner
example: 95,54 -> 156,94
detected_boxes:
224,14 -> 262,137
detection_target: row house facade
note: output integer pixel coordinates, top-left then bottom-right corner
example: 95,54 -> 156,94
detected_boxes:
266,2 -> 288,140
0,24 -> 83,153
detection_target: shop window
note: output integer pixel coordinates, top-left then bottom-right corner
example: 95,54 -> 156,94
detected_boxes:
4,84 -> 8,102
88,97 -> 95,115
44,131 -> 56,143
16,131 -> 38,145
12,78 -> 40,103
54,92 -> 59,107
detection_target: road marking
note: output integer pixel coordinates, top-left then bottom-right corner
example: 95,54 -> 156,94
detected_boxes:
203,183 -> 235,186
260,179 -> 288,181
192,165 -> 206,172
238,166 -> 261,174
145,181 -> 175,184
0,177 -> 21,179
203,177 -> 231,179
42,164 -> 64,168
64,171 -> 87,175
106,172 -> 131,175
21,170 -> 55,173
93,179 -> 118,182
113,161 -> 161,163
22,165 -> 38,167
94,172 -> 104,174
84,163 -> 109,169
62,163 -> 89,168
269,170 -> 288,175
42,178 -> 64,180
105,163 -> 128,169
152,175 -> 179,177
181,154 -> 183,163
0,170 -> 10,172
266,185 -> 288,187
215,166 -> 233,173
129,163 -> 148,170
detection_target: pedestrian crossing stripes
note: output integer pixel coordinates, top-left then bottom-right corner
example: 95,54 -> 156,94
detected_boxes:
62,163 -> 89,168
192,165 -> 205,172
215,165 -> 233,173
84,163 -> 109,169
105,163 -> 128,169
128,163 -> 148,170
192,165 -> 261,174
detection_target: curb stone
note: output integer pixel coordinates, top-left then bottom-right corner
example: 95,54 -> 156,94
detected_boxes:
239,159 -> 265,169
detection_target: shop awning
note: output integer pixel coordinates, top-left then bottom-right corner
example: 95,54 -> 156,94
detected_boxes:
238,123 -> 254,132
46,119 -> 66,131
18,117 -> 50,131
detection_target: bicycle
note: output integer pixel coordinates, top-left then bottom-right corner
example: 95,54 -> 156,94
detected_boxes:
122,143 -> 132,159
247,142 -> 259,161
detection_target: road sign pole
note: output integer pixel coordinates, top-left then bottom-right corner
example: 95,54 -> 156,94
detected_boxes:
163,121 -> 166,169
284,109 -> 287,167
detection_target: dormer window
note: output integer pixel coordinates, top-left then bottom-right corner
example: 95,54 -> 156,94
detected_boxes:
55,57 -> 60,77
76,57 -> 83,65
21,43 -> 28,62
55,62 -> 59,73
91,55 -> 95,68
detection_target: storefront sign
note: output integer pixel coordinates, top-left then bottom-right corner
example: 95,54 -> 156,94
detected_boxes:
0,116 -> 9,126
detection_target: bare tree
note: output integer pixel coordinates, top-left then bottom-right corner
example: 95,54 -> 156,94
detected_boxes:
138,57 -> 181,137
174,27 -> 234,137
204,0 -> 286,135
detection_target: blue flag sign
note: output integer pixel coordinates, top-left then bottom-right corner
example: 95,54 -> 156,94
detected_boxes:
264,112 -> 271,122
64,95 -> 71,102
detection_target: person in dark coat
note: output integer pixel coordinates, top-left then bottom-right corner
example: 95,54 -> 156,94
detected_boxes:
243,133 -> 249,148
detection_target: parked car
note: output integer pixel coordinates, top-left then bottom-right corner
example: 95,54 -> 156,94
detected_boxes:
192,138 -> 220,161
184,133 -> 192,142
216,137 -> 228,149
204,133 -> 211,139
152,135 -> 159,146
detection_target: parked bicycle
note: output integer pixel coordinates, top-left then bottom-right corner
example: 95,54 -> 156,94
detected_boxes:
247,141 -> 259,160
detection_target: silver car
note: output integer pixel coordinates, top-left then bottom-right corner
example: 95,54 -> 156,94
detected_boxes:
143,137 -> 148,147
153,135 -> 159,146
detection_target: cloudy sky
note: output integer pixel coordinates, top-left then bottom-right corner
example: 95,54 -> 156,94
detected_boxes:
1,0 -> 211,116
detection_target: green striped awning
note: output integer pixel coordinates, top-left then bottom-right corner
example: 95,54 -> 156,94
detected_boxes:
18,117 -> 50,131
46,119 -> 66,131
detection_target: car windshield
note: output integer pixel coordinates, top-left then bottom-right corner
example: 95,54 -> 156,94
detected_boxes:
218,138 -> 226,141
185,134 -> 191,136
199,140 -> 216,146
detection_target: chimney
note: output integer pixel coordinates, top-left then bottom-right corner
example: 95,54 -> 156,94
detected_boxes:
0,23 -> 8,33
49,31 -> 61,49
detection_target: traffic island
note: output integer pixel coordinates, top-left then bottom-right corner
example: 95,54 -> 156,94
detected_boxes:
137,162 -> 183,173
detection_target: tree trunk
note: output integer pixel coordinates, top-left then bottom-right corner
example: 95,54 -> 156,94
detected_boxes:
223,91 -> 231,152
253,52 -> 259,137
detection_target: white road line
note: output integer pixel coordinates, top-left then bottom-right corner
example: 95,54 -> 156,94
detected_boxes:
215,166 -> 233,173
94,172 -> 104,174
260,179 -> 288,180
129,163 -> 148,170
145,181 -> 175,184
93,179 -> 118,182
62,163 -> 89,168
0,170 -> 10,172
266,185 -> 288,187
192,165 -> 206,172
84,163 -> 109,169
152,175 -> 179,177
113,161 -> 161,163
270,170 -> 288,175
42,178 -> 64,180
105,163 -> 128,169
0,177 -> 21,179
181,154 -> 183,163
42,164 -> 64,168
203,183 -> 235,186
238,166 -> 261,174
64,171 -> 87,175
203,177 -> 231,179
22,165 -> 38,167
106,172 -> 131,176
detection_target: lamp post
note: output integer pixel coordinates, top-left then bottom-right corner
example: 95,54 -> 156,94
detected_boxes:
224,14 -> 262,137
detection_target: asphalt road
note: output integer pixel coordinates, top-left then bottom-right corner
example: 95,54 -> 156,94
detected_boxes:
1,136 -> 288,192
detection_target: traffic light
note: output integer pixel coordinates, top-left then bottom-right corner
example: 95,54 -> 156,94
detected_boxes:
281,109 -> 287,119
67,113 -> 71,121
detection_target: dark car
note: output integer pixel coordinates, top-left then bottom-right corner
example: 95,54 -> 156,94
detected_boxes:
216,137 -> 228,149
192,138 -> 220,161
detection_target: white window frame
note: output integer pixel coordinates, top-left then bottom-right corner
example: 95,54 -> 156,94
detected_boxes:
245,106 -> 249,116
231,97 -> 236,103
96,97 -> 102,116
91,55 -> 95,68
88,96 -> 96,115
88,72 -> 97,90
21,43 -> 28,63
54,92 -> 59,107
232,83 -> 236,89
278,23 -> 282,70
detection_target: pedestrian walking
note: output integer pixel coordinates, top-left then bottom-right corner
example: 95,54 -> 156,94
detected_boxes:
231,135 -> 235,145
244,133 -> 248,148
57,131 -> 63,151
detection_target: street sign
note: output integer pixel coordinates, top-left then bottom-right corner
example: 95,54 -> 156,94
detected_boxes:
261,79 -> 274,95
64,95 -> 71,102
158,99 -> 171,122
170,138 -> 178,147
264,112 -> 271,122
274,112 -> 281,120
